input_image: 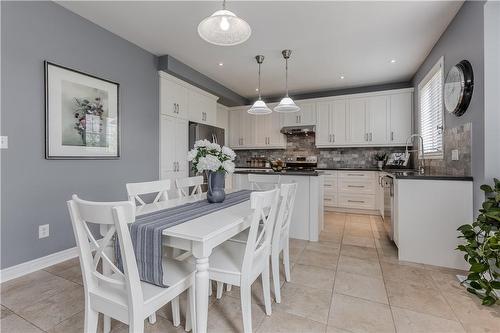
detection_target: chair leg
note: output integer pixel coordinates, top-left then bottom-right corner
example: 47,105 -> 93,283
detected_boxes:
208,280 -> 213,296
240,284 -> 253,333
172,296 -> 181,327
216,281 -> 224,299
148,312 -> 157,324
103,315 -> 111,333
84,303 -> 99,333
283,242 -> 291,282
129,314 -> 144,333
271,252 -> 282,303
185,285 -> 196,332
262,265 -> 272,316
226,284 -> 232,292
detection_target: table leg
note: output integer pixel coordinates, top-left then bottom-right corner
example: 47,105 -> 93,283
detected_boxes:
195,257 -> 209,333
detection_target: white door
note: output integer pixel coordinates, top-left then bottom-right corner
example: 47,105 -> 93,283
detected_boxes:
316,102 -> 331,146
330,100 -> 347,145
228,110 -> 241,148
367,95 -> 388,144
297,102 -> 316,125
160,115 -> 176,177
389,93 -> 412,144
161,77 -> 188,119
348,98 -> 367,144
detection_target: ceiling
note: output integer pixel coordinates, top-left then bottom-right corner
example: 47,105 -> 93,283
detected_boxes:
57,1 -> 463,99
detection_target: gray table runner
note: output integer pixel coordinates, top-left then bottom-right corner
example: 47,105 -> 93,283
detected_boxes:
116,190 -> 252,287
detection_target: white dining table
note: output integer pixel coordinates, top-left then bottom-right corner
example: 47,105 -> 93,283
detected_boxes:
135,192 -> 253,333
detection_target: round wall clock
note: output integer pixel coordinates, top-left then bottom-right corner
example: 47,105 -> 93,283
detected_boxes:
444,60 -> 474,117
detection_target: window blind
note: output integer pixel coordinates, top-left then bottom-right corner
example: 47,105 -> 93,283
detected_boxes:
419,60 -> 444,157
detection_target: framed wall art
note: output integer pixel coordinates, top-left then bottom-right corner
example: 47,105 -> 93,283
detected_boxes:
45,61 -> 120,159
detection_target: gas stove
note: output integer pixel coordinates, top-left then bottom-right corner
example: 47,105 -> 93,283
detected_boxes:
285,156 -> 318,171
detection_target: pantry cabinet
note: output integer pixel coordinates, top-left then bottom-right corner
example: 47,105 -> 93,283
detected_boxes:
160,75 -> 188,119
160,115 -> 188,197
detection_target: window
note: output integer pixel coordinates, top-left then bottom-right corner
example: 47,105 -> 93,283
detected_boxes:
418,57 -> 444,158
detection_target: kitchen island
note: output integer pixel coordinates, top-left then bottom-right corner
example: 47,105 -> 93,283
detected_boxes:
232,169 -> 324,241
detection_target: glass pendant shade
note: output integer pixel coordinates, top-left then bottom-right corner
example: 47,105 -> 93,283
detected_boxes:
198,9 -> 251,46
275,96 -> 300,113
248,99 -> 272,115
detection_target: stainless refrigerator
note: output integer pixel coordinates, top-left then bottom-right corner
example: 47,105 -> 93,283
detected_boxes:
188,122 -> 225,189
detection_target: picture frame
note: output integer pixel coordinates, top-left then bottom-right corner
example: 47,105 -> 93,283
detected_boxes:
45,61 -> 120,159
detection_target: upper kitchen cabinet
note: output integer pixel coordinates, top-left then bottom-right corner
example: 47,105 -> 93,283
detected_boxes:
388,92 -> 413,145
188,88 -> 218,126
228,107 -> 256,149
159,71 -> 218,125
365,95 -> 388,145
282,101 -> 317,126
316,99 -> 347,147
254,110 -> 286,148
160,73 -> 188,119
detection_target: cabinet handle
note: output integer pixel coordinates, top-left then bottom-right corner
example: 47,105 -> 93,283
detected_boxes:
324,184 -> 333,187
176,103 -> 179,114
324,198 -> 332,201
370,132 -> 373,141
347,173 -> 362,176
299,115 -> 302,123
332,134 -> 335,143
348,185 -> 365,188
348,200 -> 365,203
365,133 -> 368,141
391,131 -> 394,141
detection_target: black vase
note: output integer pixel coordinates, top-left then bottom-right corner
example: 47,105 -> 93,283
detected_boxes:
207,171 -> 226,203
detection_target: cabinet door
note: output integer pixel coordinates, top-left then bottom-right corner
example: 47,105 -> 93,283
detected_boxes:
175,118 -> 189,172
268,111 -> 285,147
282,111 -> 301,126
254,113 -> 270,147
160,115 -> 176,173
348,98 -> 368,144
188,90 -> 216,125
316,102 -> 331,146
162,78 -> 188,119
389,93 -> 412,144
228,110 -> 241,148
240,109 -> 255,147
330,100 -> 347,145
297,102 -> 316,125
366,95 -> 388,144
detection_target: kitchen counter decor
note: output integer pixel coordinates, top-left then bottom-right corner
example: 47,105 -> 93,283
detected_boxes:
188,139 -> 236,203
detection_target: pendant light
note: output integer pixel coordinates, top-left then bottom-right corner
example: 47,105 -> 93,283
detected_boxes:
274,49 -> 300,113
248,55 -> 272,115
198,0 -> 251,46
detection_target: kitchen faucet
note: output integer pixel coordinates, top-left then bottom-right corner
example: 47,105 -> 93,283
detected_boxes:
405,134 -> 426,174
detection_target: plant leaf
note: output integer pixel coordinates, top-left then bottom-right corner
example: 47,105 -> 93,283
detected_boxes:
481,185 -> 494,193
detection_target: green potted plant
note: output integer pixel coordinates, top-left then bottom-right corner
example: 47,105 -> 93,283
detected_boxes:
457,178 -> 500,305
374,152 -> 387,170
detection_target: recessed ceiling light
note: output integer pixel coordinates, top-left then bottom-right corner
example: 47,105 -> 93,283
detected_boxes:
219,62 -> 224,66
255,88 -> 259,91
390,59 -> 397,63
340,75 -> 345,80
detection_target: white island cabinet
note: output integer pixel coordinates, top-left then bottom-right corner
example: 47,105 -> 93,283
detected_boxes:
232,172 -> 324,241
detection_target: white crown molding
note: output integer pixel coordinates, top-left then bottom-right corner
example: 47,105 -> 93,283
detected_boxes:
0,247 -> 79,283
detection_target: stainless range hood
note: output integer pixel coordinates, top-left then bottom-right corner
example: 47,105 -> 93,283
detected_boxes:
280,125 -> 316,135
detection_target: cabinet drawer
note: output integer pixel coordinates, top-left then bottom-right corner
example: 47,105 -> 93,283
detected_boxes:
323,178 -> 337,189
324,193 -> 338,207
338,194 -> 376,210
339,179 -> 375,194
339,171 -> 376,179
322,170 -> 338,177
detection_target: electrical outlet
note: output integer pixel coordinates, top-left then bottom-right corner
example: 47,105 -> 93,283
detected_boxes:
39,224 -> 50,239
451,149 -> 459,161
0,136 -> 8,149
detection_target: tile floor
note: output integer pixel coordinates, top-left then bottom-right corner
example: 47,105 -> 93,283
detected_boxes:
1,212 -> 500,332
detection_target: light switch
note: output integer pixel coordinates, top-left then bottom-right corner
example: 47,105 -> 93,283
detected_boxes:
0,136 -> 7,149
451,149 -> 459,161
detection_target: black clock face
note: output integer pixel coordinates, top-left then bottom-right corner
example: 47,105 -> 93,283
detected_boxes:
444,60 -> 474,117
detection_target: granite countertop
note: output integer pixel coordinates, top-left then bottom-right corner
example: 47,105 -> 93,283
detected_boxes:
234,169 -> 320,176
316,167 -> 381,171
388,172 -> 473,181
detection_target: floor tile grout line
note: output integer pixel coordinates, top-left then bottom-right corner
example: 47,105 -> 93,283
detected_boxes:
370,215 -> 398,333
430,274 -> 469,331
327,213 -> 346,329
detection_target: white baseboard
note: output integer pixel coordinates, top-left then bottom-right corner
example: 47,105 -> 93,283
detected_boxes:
0,247 -> 79,283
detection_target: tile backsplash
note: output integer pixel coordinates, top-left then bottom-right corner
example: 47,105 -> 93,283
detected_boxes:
234,134 -> 406,169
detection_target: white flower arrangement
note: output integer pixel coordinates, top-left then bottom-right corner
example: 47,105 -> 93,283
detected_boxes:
188,140 -> 236,174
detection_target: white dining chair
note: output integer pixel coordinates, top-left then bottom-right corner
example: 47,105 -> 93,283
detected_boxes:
126,179 -> 171,206
67,195 -> 196,333
248,174 -> 281,190
125,179 -> 184,324
205,188 -> 280,333
220,183 -> 298,303
176,176 -> 204,198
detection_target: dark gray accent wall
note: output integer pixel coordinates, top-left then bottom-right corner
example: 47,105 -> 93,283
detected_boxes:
412,1 -> 485,214
158,55 -> 249,107
1,1 -> 159,269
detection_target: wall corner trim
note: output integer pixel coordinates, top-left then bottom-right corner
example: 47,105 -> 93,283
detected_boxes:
0,246 -> 80,283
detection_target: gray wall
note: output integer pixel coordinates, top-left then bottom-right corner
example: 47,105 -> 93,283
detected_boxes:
1,1 -> 159,269
412,1 -> 485,214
